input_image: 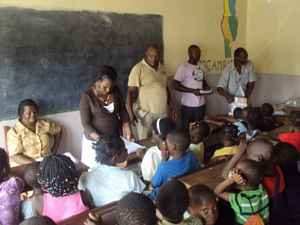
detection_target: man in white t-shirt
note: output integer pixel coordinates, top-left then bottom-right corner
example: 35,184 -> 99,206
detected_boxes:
173,45 -> 212,132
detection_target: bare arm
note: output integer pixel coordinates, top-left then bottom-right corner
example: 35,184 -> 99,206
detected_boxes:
203,79 -> 211,90
51,129 -> 62,154
127,86 -> 139,124
217,87 -> 234,103
214,178 -> 235,201
222,141 -> 247,179
172,80 -> 200,95
10,154 -> 34,166
32,193 -> 43,216
245,81 -> 256,99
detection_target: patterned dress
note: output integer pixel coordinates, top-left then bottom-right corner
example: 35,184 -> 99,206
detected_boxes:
0,177 -> 24,225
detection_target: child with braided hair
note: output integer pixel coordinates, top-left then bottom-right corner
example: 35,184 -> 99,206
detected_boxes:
32,154 -> 90,223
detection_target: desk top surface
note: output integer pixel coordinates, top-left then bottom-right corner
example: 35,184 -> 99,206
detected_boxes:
180,162 -> 225,189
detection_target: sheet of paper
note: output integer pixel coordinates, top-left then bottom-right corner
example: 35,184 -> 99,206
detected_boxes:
121,137 -> 146,154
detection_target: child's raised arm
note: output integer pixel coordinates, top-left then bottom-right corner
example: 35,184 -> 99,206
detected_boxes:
222,140 -> 247,178
215,169 -> 247,201
214,178 -> 235,201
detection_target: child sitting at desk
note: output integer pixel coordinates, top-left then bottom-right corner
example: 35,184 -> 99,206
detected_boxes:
140,117 -> 176,182
189,121 -> 210,164
215,159 -> 269,225
116,192 -> 157,225
33,154 -> 90,223
148,130 -> 200,200
188,184 -> 235,225
188,184 -> 219,225
78,135 -> 145,207
211,124 -> 239,161
245,108 -> 262,143
260,103 -> 280,132
223,139 -> 286,198
21,162 -> 42,219
0,148 -> 24,225
157,179 -> 203,225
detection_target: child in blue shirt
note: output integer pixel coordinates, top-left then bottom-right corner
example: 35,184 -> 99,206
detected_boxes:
149,130 -> 201,200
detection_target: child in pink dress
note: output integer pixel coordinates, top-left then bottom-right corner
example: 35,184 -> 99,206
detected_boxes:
34,154 -> 89,223
0,148 -> 24,225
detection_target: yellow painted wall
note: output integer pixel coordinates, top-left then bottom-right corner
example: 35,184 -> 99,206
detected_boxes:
247,0 -> 300,75
0,0 -> 247,74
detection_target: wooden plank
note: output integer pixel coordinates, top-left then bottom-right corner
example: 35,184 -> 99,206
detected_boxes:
180,162 -> 225,189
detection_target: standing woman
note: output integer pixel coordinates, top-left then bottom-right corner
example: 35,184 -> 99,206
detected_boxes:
80,67 -> 132,168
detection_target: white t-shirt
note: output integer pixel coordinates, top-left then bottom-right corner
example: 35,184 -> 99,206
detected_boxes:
174,63 -> 207,107
78,164 -> 145,207
141,146 -> 163,182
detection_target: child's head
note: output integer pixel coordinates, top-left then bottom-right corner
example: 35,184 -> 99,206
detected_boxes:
235,159 -> 263,189
166,130 -> 190,157
0,148 -> 10,183
20,216 -> 56,225
152,117 -> 176,143
189,121 -> 210,144
261,103 -> 274,117
93,135 -> 127,166
223,124 -> 239,146
24,162 -> 41,190
188,184 -> 218,225
38,154 -> 79,197
246,138 -> 273,162
247,107 -> 263,130
157,179 -> 189,223
116,192 -> 157,225
272,142 -> 300,166
242,106 -> 251,120
233,107 -> 243,120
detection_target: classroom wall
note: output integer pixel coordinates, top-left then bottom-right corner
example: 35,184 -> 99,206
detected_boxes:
247,0 -> 300,76
0,0 -> 248,157
244,0 -> 300,109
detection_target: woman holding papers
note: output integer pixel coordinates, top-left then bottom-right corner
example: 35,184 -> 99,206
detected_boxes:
79,66 -> 132,167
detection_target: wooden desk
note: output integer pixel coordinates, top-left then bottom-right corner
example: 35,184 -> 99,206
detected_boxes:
180,162 -> 225,189
59,202 -> 117,225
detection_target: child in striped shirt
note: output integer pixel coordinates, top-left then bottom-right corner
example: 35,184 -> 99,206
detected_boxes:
214,159 -> 269,225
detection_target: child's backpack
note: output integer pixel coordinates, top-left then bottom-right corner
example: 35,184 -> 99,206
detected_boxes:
244,214 -> 265,225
